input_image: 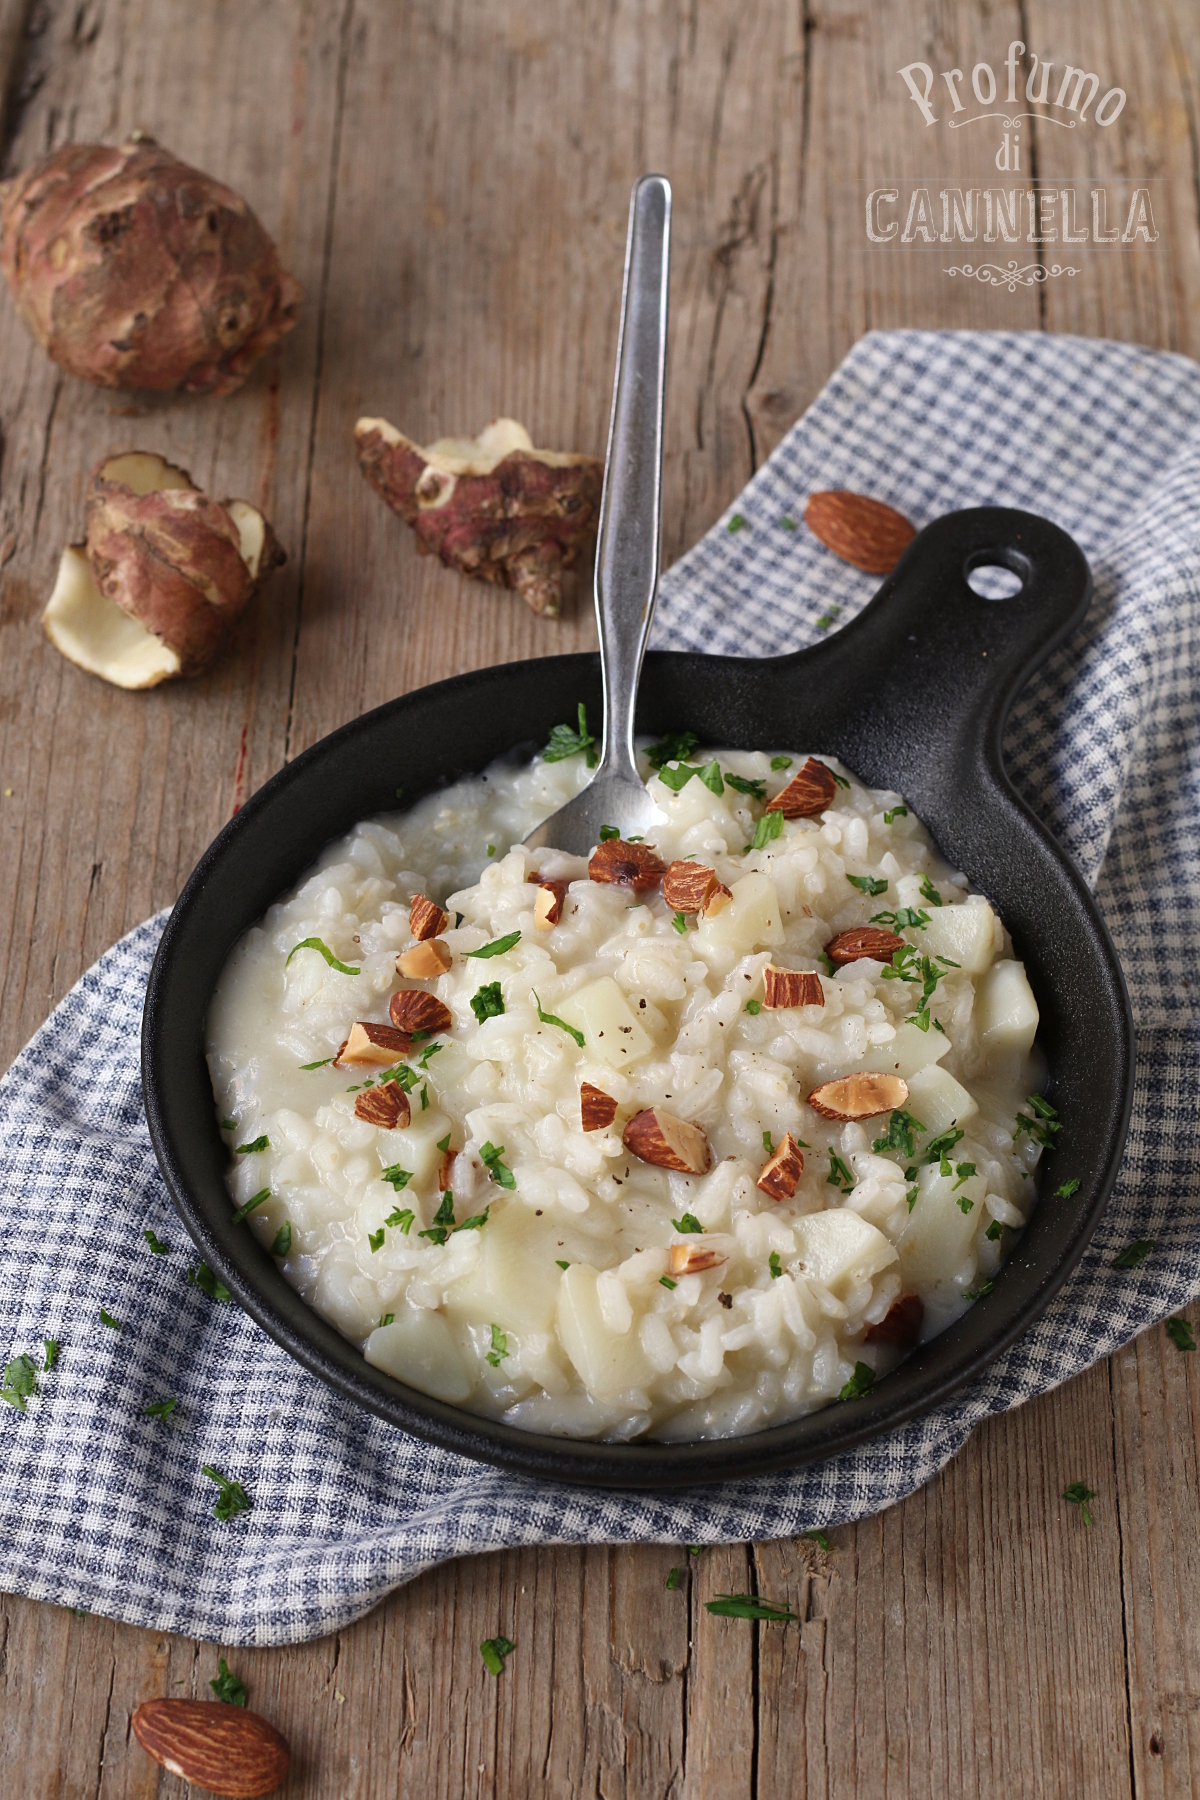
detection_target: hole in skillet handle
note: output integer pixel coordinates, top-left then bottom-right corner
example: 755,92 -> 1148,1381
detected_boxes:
964,547 -> 1031,600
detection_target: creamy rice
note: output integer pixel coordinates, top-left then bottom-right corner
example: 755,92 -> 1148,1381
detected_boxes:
206,735 -> 1049,1441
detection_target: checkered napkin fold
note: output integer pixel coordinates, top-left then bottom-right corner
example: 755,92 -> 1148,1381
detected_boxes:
1,331 -> 1197,1646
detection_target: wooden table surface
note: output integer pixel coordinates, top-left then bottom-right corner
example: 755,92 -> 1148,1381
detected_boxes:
2,1 -> 1199,1794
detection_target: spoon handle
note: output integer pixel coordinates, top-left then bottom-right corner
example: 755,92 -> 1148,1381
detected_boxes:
593,174 -> 672,787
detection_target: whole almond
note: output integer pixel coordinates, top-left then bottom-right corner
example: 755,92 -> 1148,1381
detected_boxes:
623,1107 -> 711,1174
808,1072 -> 908,1121
335,1020 -> 412,1066
389,988 -> 453,1039
131,1698 -> 289,1798
865,1292 -> 925,1348
581,1081 -> 618,1131
409,894 -> 449,940
757,1132 -> 805,1201
355,1082 -> 411,1129
765,757 -> 838,819
588,838 -> 666,892
824,925 -> 905,967
762,965 -> 824,1009
804,490 -> 916,575
663,859 -> 720,915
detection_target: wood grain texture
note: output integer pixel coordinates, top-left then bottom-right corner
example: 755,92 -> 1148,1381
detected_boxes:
1,3 -> 1197,1797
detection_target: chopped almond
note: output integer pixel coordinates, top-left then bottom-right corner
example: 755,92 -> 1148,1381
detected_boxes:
388,989 -> 453,1041
808,1072 -> 909,1121
663,859 -> 719,915
581,1082 -> 618,1131
756,1132 -> 804,1201
703,882 -> 732,917
623,1107 -> 711,1174
588,838 -> 666,892
765,756 -> 838,819
397,938 -> 453,978
409,894 -> 449,940
437,1147 -> 456,1191
865,1293 -> 924,1348
668,1242 -> 727,1276
335,1020 -> 412,1066
824,925 -> 905,967
354,1083 -> 411,1129
762,965 -> 824,1009
534,878 -> 568,930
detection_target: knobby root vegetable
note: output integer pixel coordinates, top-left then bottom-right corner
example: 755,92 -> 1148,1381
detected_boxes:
0,134 -> 301,394
354,416 -> 603,618
43,451 -> 284,688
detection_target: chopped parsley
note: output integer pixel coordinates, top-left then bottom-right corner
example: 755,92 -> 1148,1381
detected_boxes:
672,911 -> 688,935
43,1338 -> 59,1372
286,937 -> 360,975
1014,1093 -> 1061,1149
143,1229 -> 170,1255
480,1141 -> 517,1189
657,761 -> 697,792
471,981 -> 505,1023
985,1219 -> 1005,1242
752,808 -> 785,850
203,1465 -> 251,1522
542,702 -> 598,767
906,1184 -> 919,1211
924,1127 -> 964,1168
762,1130 -> 774,1154
419,1191 -> 456,1245
532,991 -> 585,1047
465,931 -> 521,959
883,806 -> 908,824
2,1353 -> 37,1412
379,1313 -> 395,1327
804,1529 -> 831,1552
270,1222 -> 292,1257
673,1213 -> 703,1234
769,1251 -> 783,1279
99,1308 -> 121,1331
235,1135 -> 269,1155
480,1635 -> 516,1676
385,1208 -> 414,1233
368,1228 -> 385,1253
189,1263 -> 231,1302
705,1593 -> 797,1622
599,824 -> 620,841
827,1150 -> 855,1192
300,1056 -> 334,1069
816,608 -> 841,631
232,1189 -> 270,1224
209,1659 -> 247,1706
871,906 -> 929,931
487,844 -> 497,857
420,1084 -> 429,1111
846,873 -> 889,897
1055,1178 -> 1081,1199
660,1276 -> 677,1290
556,1259 -> 569,1270
827,767 -> 850,790
918,875 -> 943,906
965,1279 -> 994,1300
455,1209 -> 491,1232
144,1398 -> 178,1422
818,950 -> 836,978
665,1566 -> 683,1589
745,999 -> 762,1015
220,1118 -> 237,1132
381,1164 -> 413,1190
771,755 -> 793,771
839,1361 -> 876,1401
880,943 -> 957,1031
1063,1481 -> 1096,1526
698,759 -> 725,795
872,1108 -> 925,1159
417,1041 -> 442,1069
486,1324 -> 508,1367
780,517 -> 797,531
437,1133 -> 452,1152
952,1161 -> 977,1192
727,513 -> 747,533
1166,1316 -> 1197,1353
724,772 -> 767,799
646,730 -> 699,770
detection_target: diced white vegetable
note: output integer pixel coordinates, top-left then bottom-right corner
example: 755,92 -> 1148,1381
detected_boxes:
369,1115 -> 447,1188
792,1208 -> 898,1297
365,1308 -> 474,1402
904,1064 -> 979,1139
444,1205 -> 562,1335
864,1020 -> 952,1079
556,1263 -> 655,1398
896,1164 -> 987,1288
919,902 -> 997,974
695,871 -> 784,957
556,976 -> 653,1070
975,959 -> 1039,1058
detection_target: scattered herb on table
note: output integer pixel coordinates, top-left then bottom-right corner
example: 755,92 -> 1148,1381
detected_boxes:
816,608 -> 840,630
99,1308 -> 121,1331
532,991 -> 585,1047
479,1142 -> 517,1189
144,1398 -> 177,1422
752,808 -> 785,851
285,937 -> 360,975
235,1135 -> 269,1155
803,1529 -> 830,1552
1111,1239 -> 1156,1269
1063,1481 -> 1096,1526
839,1361 -> 876,1401
480,1635 -> 516,1676
727,513 -> 747,533
189,1263 -> 232,1302
673,1213 -> 703,1235
780,517 -> 797,532
846,873 -> 889,897
542,702 -> 598,768
665,1566 -> 683,1590
471,981 -> 505,1023
43,1338 -> 59,1372
143,1229 -> 170,1254
2,1353 -> 37,1412
209,1659 -> 247,1706
486,1325 -> 508,1367
705,1593 -> 797,1622
465,931 -> 522,960
271,1222 -> 292,1257
1166,1316 -> 1197,1352
204,1465 -> 251,1521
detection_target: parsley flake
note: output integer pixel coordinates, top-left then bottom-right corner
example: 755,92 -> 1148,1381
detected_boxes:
965,1279 -> 994,1300
465,931 -> 521,960
300,1056 -> 334,1069
599,824 -> 620,841
871,906 -> 929,931
480,1635 -> 515,1676
727,514 -> 747,532
769,1251 -> 783,1279
883,806 -> 908,824
657,761 -> 697,793
827,1150 -> 855,1192
385,1207 -> 414,1233
1063,1481 -> 1096,1526
985,1219 -> 1005,1242
924,1128 -> 964,1166
745,999 -> 762,1015
286,937 -> 360,975
381,1164 -> 413,1190
455,1208 -> 491,1233
762,1130 -> 774,1154
43,1338 -> 59,1372
437,1133 -> 452,1152
209,1659 -> 247,1706
1166,1316 -> 1197,1353
368,1227 -> 385,1253
189,1263 -> 232,1302
872,1108 -> 925,1160
532,990 -> 585,1047
672,911 -> 688,935
471,981 -> 505,1023
803,1529 -> 830,1552
2,1353 -> 37,1412
143,1229 -> 170,1255
480,1141 -> 517,1189
1013,1094 -> 1061,1149
419,1191 -> 456,1245
839,1361 -> 876,1401
232,1189 -> 270,1225
665,1566 -> 683,1589
270,1222 -> 292,1257
556,1259 -> 569,1270
673,1213 -> 703,1235
846,873 -> 889,897
647,730 -> 699,771
203,1465 -> 251,1522
724,772 -> 767,799
1055,1178 -> 1081,1199
486,1324 -> 508,1367
542,702 -> 598,767
705,1593 -> 797,1622
816,608 -> 840,631
379,1313 -> 395,1327
220,1118 -> 237,1132
235,1135 -> 269,1155
752,809 -> 785,851
780,517 -> 797,531
697,759 -> 724,795
144,1398 -> 177,1422
660,1276 -> 677,1290
99,1308 -> 121,1331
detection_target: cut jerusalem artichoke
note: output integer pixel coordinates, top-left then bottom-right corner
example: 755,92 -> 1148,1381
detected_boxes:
354,416 -> 603,618
0,134 -> 300,394
43,451 -> 284,688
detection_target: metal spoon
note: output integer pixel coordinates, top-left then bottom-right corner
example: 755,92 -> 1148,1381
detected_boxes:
524,174 -> 671,854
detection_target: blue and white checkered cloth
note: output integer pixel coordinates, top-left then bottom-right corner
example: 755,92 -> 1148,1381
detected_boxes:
2,331 -> 1197,1645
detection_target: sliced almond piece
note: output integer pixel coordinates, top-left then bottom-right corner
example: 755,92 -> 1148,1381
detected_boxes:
437,1147 -> 457,1191
662,859 -> 719,915
581,1082 -> 618,1131
762,965 -> 824,1009
397,938 -> 453,978
389,989 -> 454,1040
808,1072 -> 909,1121
410,894 -> 449,940
824,925 -> 905,967
703,882 -> 733,917
623,1107 -> 711,1174
355,1083 -> 411,1129
804,490 -> 916,575
534,878 -> 568,930
335,1021 -> 411,1067
765,756 -> 839,819
131,1697 -> 290,1798
865,1292 -> 924,1347
588,838 -> 666,892
668,1242 -> 727,1276
756,1132 -> 805,1201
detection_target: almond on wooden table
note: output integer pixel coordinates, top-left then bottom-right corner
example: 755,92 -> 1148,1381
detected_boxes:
824,925 -> 905,967
808,1072 -> 908,1121
397,937 -> 453,978
355,1083 -> 411,1129
669,1242 -> 727,1275
762,965 -> 824,1009
580,1082 -> 618,1131
409,893 -> 449,939
804,490 -> 916,575
588,838 -> 666,892
131,1698 -> 289,1798
534,877 -> 568,929
335,1020 -> 411,1066
865,1292 -> 925,1347
389,988 -> 453,1040
765,756 -> 839,819
623,1107 -> 711,1174
757,1132 -> 805,1201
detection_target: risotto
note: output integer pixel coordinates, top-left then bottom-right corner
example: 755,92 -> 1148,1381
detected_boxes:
206,727 -> 1050,1442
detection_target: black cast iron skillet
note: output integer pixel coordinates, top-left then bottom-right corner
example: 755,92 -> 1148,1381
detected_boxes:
142,505 -> 1134,1489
